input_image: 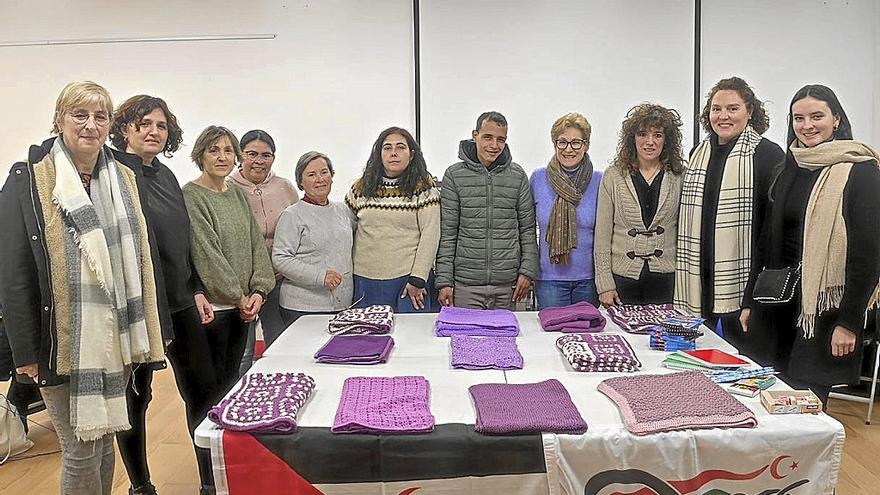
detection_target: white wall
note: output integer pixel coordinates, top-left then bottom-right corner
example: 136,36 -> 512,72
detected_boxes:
418,0 -> 695,176
0,0 -> 414,199
701,0 -> 878,149
1,0 -> 878,198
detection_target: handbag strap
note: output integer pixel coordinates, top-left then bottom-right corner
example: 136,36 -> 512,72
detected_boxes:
0,393 -> 20,464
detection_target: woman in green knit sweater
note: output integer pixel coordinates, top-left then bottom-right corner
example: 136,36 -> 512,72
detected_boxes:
182,126 -> 275,430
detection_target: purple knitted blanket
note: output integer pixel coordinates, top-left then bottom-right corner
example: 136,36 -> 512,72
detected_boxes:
597,371 -> 758,435
314,335 -> 394,364
538,301 -> 606,332
208,373 -> 315,434
328,305 -> 394,335
556,333 -> 641,372
450,336 -> 523,370
469,379 -> 588,435
607,304 -> 690,334
435,306 -> 520,337
332,376 -> 434,434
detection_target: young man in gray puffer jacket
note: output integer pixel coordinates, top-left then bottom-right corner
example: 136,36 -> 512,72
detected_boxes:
436,111 -> 539,310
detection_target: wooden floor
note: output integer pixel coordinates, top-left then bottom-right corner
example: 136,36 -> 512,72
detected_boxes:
2,371 -> 878,495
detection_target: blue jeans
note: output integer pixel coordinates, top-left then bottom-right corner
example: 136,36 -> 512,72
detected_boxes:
353,274 -> 437,313
534,279 -> 598,310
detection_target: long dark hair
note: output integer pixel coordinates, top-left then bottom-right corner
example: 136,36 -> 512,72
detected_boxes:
786,84 -> 853,145
359,127 -> 431,198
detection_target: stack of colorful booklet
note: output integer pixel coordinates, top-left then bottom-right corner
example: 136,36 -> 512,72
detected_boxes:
662,349 -> 750,371
662,349 -> 776,383
648,317 -> 705,351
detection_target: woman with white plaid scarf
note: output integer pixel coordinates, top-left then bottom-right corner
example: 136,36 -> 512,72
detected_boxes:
0,81 -> 166,494
674,77 -> 784,356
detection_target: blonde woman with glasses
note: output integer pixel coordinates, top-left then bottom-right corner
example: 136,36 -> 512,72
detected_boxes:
0,81 -> 165,495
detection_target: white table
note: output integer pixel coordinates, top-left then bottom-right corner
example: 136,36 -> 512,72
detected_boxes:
195,311 -> 844,495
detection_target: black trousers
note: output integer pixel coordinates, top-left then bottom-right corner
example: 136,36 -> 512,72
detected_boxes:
613,263 -> 675,306
116,364 -> 154,487
166,306 -> 251,489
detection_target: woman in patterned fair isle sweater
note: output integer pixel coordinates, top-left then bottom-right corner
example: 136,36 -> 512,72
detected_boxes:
346,127 -> 441,312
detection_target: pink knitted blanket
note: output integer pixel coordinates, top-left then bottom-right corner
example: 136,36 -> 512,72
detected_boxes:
597,371 -> 757,435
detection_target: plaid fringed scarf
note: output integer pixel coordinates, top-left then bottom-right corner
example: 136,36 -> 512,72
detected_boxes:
48,140 -> 164,441
791,140 -> 880,338
546,155 -> 592,264
675,126 -> 761,315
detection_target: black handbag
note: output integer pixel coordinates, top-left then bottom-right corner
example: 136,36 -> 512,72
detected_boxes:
752,263 -> 801,304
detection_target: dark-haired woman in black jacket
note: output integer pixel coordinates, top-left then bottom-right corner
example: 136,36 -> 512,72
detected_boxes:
741,85 -> 880,406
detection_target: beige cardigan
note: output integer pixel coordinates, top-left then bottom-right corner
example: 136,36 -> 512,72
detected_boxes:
593,168 -> 682,294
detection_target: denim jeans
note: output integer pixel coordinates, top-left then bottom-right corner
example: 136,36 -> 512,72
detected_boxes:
353,273 -> 437,313
534,279 -> 598,309
41,382 -> 115,495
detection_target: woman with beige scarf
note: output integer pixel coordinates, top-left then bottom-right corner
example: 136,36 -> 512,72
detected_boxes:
530,112 -> 603,309
741,85 -> 880,406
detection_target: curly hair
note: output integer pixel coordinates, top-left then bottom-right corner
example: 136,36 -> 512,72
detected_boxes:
110,95 -> 183,157
358,127 -> 432,198
699,76 -> 770,135
610,103 -> 685,176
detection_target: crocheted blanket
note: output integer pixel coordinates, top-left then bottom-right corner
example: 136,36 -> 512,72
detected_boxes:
556,333 -> 641,372
598,371 -> 758,435
606,304 -> 689,334
450,336 -> 523,370
538,301 -> 606,332
435,306 -> 520,337
328,305 -> 394,335
332,376 -> 434,434
314,335 -> 394,364
469,379 -> 588,435
208,372 -> 315,434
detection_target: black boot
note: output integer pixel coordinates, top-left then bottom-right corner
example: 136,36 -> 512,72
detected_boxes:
129,481 -> 158,495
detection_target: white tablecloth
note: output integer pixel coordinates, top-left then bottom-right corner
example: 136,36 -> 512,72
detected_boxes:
195,311 -> 844,495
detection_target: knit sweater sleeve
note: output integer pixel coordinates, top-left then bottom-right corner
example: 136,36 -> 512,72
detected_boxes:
272,206 -> 325,288
435,169 -> 460,288
241,187 -> 276,296
593,172 -> 616,294
410,187 -> 441,282
517,170 -> 539,280
184,186 -> 245,305
835,162 -> 880,334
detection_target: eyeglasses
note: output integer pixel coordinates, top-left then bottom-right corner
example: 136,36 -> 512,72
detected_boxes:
69,111 -> 110,127
555,139 -> 587,150
244,150 -> 275,161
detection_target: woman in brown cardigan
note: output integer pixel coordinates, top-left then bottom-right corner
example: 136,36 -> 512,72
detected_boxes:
594,103 -> 685,307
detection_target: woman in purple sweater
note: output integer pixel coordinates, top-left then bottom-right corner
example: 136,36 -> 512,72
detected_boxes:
530,112 -> 602,309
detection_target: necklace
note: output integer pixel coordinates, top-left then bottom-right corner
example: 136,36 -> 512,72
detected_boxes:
639,165 -> 662,185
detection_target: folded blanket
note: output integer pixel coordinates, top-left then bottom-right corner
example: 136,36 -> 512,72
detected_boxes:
450,336 -> 523,370
328,305 -> 394,335
556,333 -> 641,372
332,376 -> 434,434
435,306 -> 520,337
606,304 -> 689,334
538,301 -> 606,332
314,335 -> 394,364
208,373 -> 315,434
469,379 -> 588,435
598,371 -> 758,435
